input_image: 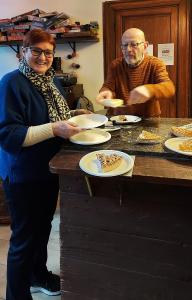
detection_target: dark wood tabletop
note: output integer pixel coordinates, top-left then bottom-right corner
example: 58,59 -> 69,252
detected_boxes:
50,117 -> 192,186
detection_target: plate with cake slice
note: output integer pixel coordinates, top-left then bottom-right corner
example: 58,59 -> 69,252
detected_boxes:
110,115 -> 141,124
79,150 -> 134,177
101,121 -> 121,132
137,130 -> 162,144
164,137 -> 192,156
171,124 -> 192,137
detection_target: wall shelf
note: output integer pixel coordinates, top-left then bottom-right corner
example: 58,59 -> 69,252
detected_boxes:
0,33 -> 99,55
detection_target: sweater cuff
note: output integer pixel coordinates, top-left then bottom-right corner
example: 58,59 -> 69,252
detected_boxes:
23,123 -> 54,147
144,81 -> 175,99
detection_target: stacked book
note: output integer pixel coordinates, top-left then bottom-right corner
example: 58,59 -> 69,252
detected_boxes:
0,8 -> 99,42
0,9 -> 44,41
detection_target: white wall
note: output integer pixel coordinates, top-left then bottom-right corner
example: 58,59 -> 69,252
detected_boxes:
0,0 -> 108,110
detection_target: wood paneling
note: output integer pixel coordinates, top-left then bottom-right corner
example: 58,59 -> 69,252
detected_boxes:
59,182 -> 192,299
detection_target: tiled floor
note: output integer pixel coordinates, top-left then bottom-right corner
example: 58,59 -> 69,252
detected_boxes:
0,209 -> 61,300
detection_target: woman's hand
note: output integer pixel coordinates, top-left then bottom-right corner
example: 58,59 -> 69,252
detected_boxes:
52,121 -> 82,139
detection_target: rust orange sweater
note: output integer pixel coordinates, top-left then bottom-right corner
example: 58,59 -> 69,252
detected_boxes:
100,55 -> 175,117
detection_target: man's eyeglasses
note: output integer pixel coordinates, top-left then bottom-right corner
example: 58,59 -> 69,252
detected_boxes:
121,42 -> 144,49
26,47 -> 55,58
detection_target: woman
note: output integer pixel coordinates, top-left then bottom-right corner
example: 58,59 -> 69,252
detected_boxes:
0,29 -> 90,300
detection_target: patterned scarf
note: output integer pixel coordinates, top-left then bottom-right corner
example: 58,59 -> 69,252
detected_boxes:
19,58 -> 71,122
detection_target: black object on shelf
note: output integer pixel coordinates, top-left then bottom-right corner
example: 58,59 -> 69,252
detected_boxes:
56,73 -> 77,87
52,56 -> 62,72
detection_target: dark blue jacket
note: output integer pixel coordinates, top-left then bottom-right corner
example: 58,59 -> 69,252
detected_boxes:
0,69 -> 64,183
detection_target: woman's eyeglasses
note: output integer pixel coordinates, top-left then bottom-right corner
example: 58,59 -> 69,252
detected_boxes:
26,47 -> 55,58
121,42 -> 144,49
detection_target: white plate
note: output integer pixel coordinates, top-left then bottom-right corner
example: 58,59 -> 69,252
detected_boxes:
110,115 -> 141,124
79,150 -> 134,177
164,137 -> 192,156
180,123 -> 192,129
69,129 -> 111,145
171,123 -> 192,137
100,121 -> 121,132
101,126 -> 121,132
68,114 -> 108,129
137,132 -> 162,144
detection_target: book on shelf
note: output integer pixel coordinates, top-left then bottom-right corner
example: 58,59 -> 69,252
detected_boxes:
59,31 -> 96,38
43,12 -> 70,29
0,18 -> 11,24
1,28 -> 27,33
30,21 -> 45,30
47,27 -> 66,34
14,23 -> 32,30
0,23 -> 14,30
11,9 -> 45,23
52,20 -> 70,29
0,36 -> 7,41
39,11 -> 58,18
0,23 -> 31,33
12,15 -> 46,24
7,33 -> 25,41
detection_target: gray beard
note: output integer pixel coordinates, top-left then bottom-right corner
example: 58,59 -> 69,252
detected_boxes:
125,54 -> 144,68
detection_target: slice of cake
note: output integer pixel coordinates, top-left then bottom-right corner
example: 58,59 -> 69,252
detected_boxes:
96,153 -> 122,172
171,126 -> 192,137
179,139 -> 192,151
139,130 -> 161,140
102,99 -> 124,108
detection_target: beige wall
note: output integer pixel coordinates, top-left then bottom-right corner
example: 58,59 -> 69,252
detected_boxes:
0,0 -> 110,110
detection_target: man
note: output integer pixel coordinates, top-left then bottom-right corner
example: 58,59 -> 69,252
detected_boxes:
96,28 -> 175,117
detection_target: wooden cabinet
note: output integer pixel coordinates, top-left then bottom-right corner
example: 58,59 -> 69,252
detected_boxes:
49,142 -> 192,300
103,0 -> 191,118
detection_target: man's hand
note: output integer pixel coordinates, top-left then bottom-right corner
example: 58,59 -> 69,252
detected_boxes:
96,90 -> 113,103
52,121 -> 82,139
127,85 -> 153,105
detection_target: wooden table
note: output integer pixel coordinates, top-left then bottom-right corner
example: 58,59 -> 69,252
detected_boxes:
50,118 -> 192,300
